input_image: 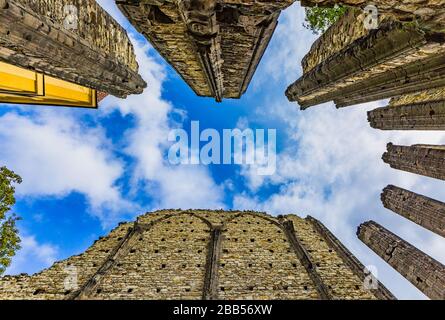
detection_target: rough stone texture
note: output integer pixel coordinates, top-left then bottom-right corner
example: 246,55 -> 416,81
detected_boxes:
381,185 -> 445,238
382,143 -> 445,181
302,8 -> 374,74
358,221 -> 445,300
389,87 -> 445,107
286,16 -> 445,109
368,87 -> 445,131
0,210 -> 392,300
0,0 -> 146,98
300,0 -> 445,32
306,216 -> 395,300
116,0 -> 294,101
368,102 -> 445,130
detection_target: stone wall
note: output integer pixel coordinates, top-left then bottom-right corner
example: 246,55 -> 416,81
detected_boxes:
0,0 -> 146,97
0,210 -> 392,300
302,8 -> 370,74
116,1 -> 293,101
286,18 -> 445,108
300,0 -> 445,32
358,221 -> 445,300
389,87 -> 445,107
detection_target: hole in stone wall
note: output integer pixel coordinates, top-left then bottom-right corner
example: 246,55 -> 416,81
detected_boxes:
355,285 -> 360,290
249,249 -> 253,253
248,264 -> 252,268
117,237 -> 123,241
268,263 -> 273,268
130,249 -> 136,253
303,286 -> 308,290
248,286 -> 254,291
139,237 -> 143,241
64,290 -> 71,295
155,250 -> 159,253
197,264 -> 201,268
96,289 -> 102,294
183,238 -> 187,242
416,277 -> 423,283
178,250 -> 182,253
161,264 -> 166,269
161,238 -> 165,242
269,249 -> 274,253
223,249 -> 229,253
198,250 -> 202,253
283,286 -> 289,291
221,263 -> 226,267
127,288 -> 133,293
185,288 -> 190,292
182,264 -> 186,268
33,289 -> 45,295
156,288 -> 161,293
328,249 -> 333,253
292,263 -> 297,268
250,239 -> 255,242
220,287 -> 225,291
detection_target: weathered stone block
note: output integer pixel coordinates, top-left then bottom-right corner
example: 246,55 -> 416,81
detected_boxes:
0,0 -> 146,98
358,221 -> 445,300
0,210 -> 393,300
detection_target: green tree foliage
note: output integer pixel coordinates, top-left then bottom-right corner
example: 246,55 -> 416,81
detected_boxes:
304,5 -> 348,34
0,166 -> 22,274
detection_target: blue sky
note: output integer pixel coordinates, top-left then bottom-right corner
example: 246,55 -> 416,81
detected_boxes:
1,2 -> 445,299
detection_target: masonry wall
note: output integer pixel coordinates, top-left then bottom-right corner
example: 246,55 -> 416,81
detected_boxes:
0,0 -> 145,97
0,210 -> 391,300
218,214 -> 318,299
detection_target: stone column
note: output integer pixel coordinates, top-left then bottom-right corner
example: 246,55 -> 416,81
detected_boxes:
383,143 -> 445,181
299,0 -> 445,32
286,5 -> 445,109
382,185 -> 445,238
368,88 -> 445,130
0,0 -> 146,98
358,221 -> 445,300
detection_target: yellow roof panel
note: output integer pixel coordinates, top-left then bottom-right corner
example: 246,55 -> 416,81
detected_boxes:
0,61 -> 98,108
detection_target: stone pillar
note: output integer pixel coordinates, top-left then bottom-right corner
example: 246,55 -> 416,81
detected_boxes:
358,221 -> 445,300
383,143 -> 445,181
299,0 -> 445,32
368,88 -> 445,130
117,0 -> 293,101
286,6 -> 445,109
382,185 -> 445,238
0,0 -> 146,98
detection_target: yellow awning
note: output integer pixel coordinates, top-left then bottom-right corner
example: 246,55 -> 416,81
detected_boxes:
0,61 -> 98,108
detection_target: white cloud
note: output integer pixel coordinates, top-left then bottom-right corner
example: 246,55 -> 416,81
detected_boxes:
6,233 -> 58,276
0,111 -> 135,226
99,7 -> 225,210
